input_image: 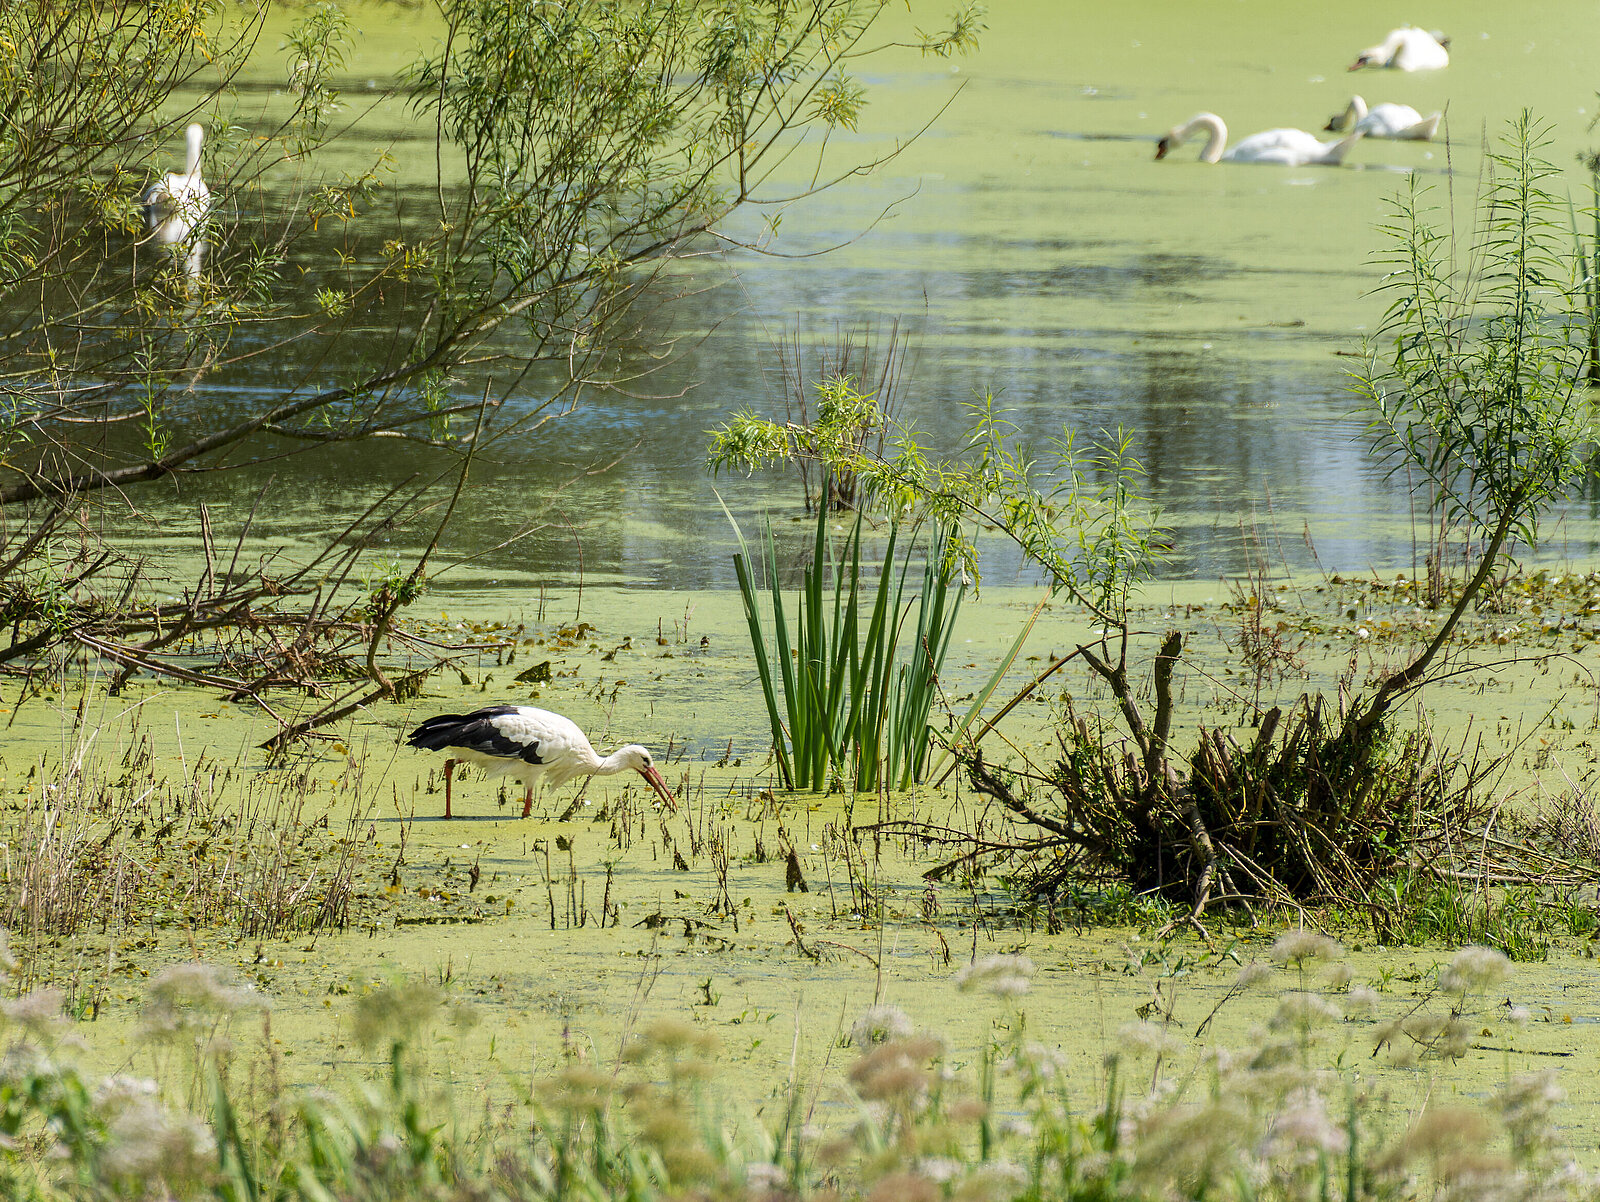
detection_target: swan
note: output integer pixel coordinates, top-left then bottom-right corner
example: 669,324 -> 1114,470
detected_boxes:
142,123 -> 210,247
1349,27 -> 1449,71
1325,95 -> 1441,141
1155,113 -> 1364,166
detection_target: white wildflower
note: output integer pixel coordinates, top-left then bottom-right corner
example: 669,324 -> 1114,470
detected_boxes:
851,1004 -> 913,1048
1017,1041 -> 1069,1080
1345,986 -> 1381,1017
918,1156 -> 962,1183
1496,1070 -> 1564,1156
1,988 -> 65,1038
953,954 -> 1034,998
1113,1019 -> 1182,1059
1438,1016 -> 1473,1059
1438,946 -> 1511,995
1233,961 -> 1275,989
94,1075 -> 215,1186
139,962 -> 266,1040
1268,991 -> 1343,1032
1269,929 -> 1342,967
1258,1089 -> 1350,1164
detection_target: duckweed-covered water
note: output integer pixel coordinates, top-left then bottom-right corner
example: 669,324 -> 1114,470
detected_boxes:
108,0 -> 1600,590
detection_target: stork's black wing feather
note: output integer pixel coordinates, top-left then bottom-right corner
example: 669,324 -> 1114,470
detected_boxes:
405,706 -> 545,763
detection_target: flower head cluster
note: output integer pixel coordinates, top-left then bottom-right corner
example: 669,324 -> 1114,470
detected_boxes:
1438,945 -> 1511,996
349,980 -> 437,1051
1269,930 -> 1342,969
625,1017 -> 721,1062
1495,1070 -> 1564,1159
2,988 -> 66,1039
139,963 -> 266,1043
848,1035 -> 944,1104
1268,991 -> 1343,1034
851,1004 -> 913,1048
1258,1088 -> 1349,1165
94,1075 -> 216,1189
953,954 -> 1034,998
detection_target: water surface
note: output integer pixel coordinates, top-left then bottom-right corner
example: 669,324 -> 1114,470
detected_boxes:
93,0 -> 1600,591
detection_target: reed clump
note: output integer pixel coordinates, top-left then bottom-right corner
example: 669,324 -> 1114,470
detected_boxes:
730,505 -> 962,794
0,727 -> 376,991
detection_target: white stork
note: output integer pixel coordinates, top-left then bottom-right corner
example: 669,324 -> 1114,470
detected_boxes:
405,705 -> 676,819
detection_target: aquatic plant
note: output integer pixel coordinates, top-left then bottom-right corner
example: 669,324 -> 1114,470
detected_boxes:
708,323 -> 915,514
0,721 -> 376,1006
1351,112 -> 1594,740
729,505 -> 963,793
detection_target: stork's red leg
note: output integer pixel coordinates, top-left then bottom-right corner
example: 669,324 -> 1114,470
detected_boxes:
521,786 -> 533,819
443,758 -> 455,820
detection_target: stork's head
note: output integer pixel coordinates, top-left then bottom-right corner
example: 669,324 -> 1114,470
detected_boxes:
619,745 -> 677,811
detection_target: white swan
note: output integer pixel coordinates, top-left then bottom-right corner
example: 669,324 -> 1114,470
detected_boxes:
142,123 -> 210,247
1325,96 -> 1441,141
1349,27 -> 1449,72
1155,113 -> 1364,167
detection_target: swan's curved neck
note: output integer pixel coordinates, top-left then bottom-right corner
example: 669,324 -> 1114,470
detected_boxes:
1345,96 -> 1368,125
184,125 -> 204,177
1182,113 -> 1227,163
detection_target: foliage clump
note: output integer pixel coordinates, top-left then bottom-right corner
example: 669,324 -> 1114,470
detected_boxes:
961,696 -> 1492,915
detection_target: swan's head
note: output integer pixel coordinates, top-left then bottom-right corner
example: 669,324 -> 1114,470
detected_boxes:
1325,97 -> 1364,133
1154,134 -> 1174,160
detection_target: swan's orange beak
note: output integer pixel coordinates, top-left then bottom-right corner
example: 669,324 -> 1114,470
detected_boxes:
1347,57 -> 1368,71
1154,137 -> 1172,160
638,764 -> 677,812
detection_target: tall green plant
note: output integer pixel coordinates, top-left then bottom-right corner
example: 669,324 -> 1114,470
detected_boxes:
728,506 -> 962,793
1352,113 -> 1594,734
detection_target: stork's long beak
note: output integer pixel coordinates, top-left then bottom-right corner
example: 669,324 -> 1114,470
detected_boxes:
638,764 -> 677,811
